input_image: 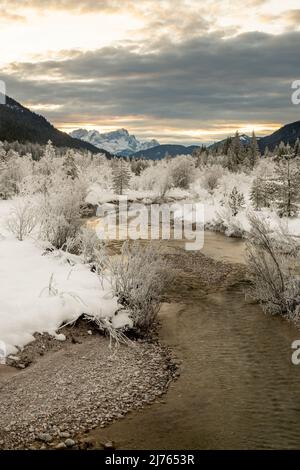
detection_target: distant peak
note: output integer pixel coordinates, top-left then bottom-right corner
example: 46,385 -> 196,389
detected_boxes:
70,127 -> 159,155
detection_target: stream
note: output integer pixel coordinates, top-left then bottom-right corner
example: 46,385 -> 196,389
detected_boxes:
89,231 -> 300,450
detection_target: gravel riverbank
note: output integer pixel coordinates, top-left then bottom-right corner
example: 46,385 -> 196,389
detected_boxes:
0,329 -> 177,450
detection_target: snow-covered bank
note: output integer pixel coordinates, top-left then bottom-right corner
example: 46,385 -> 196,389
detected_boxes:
0,201 -> 129,355
88,158 -> 300,241
203,205 -> 300,239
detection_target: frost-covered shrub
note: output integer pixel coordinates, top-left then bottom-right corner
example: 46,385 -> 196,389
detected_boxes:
139,163 -> 172,198
200,164 -> 223,194
6,198 -> 38,241
246,213 -> 300,321
169,155 -> 195,189
155,167 -> 173,199
73,226 -> 103,263
108,242 -> 172,334
38,178 -> 85,249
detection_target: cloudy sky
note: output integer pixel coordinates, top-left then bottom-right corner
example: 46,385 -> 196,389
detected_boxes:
1,0 -> 300,144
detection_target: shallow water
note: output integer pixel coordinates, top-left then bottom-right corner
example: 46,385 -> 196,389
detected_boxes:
199,231 -> 246,264
90,230 -> 300,449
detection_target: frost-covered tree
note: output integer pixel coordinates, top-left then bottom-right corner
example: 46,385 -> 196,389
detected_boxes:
36,140 -> 57,194
226,148 -> 236,172
0,141 -> 6,160
230,131 -> 243,169
112,159 -> 131,195
264,146 -> 271,158
222,137 -> 232,156
63,149 -> 78,179
40,140 -> 56,175
274,152 -> 300,217
192,146 -> 210,167
44,140 -> 56,160
0,143 -> 7,198
250,177 -> 266,210
131,158 -> 149,176
6,198 -> 37,241
250,159 -> 277,209
228,186 -> 245,216
277,141 -> 287,158
294,138 -> 300,157
248,131 -> 260,168
0,150 -> 28,199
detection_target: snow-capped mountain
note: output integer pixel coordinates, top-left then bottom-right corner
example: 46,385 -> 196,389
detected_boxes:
70,128 -> 160,156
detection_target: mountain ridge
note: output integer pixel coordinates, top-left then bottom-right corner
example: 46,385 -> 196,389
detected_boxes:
258,120 -> 300,152
0,96 -> 110,155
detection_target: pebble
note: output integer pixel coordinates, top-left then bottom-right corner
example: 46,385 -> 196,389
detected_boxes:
55,442 -> 67,449
64,438 -> 76,448
38,433 -> 52,443
103,441 -> 115,450
80,437 -> 96,449
55,334 -> 66,342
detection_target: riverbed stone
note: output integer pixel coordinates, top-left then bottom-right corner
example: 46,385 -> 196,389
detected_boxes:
64,438 -> 76,448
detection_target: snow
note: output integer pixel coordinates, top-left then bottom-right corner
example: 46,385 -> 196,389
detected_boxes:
0,200 -> 131,355
70,128 -> 159,156
181,172 -> 300,239
86,183 -> 191,206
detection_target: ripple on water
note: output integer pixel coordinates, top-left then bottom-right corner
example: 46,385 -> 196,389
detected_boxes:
90,288 -> 300,449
